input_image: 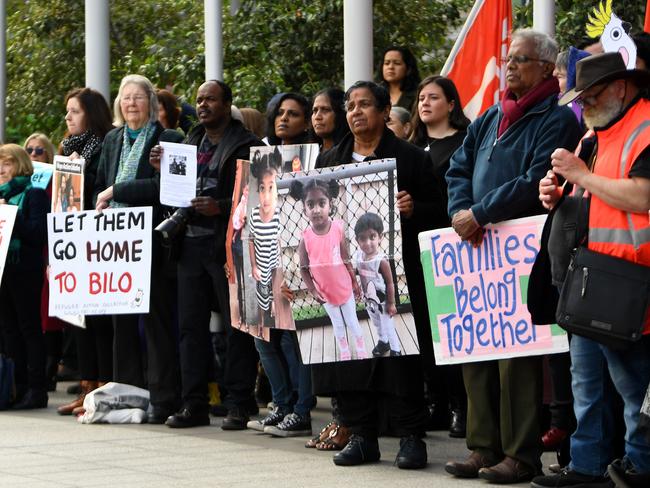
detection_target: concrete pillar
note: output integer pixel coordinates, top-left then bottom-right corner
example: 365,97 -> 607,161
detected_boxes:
204,0 -> 223,81
0,0 -> 6,143
344,0 -> 373,89
533,0 -> 555,37
84,0 -> 110,103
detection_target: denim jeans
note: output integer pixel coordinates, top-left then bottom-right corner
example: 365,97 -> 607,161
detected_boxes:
255,330 -> 314,417
569,335 -> 650,475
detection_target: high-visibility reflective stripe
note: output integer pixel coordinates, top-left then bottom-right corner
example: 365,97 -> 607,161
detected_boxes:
590,226 -> 650,246
621,120 -> 650,177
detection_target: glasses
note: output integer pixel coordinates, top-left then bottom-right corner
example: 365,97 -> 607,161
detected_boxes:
121,95 -> 147,103
505,55 -> 551,65
26,147 -> 45,156
576,84 -> 609,108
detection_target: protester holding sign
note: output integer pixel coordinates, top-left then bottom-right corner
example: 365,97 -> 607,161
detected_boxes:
93,74 -> 183,423
444,29 -> 582,484
0,144 -> 49,409
56,87 -> 115,416
315,81 -> 447,469
150,80 -> 263,429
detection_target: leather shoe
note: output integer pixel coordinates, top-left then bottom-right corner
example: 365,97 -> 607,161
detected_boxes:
449,408 -> 466,438
608,458 -> 650,488
12,389 -> 48,410
333,435 -> 380,466
478,456 -> 538,484
395,435 -> 427,469
445,450 -> 501,478
148,406 -> 175,424
165,407 -> 210,428
221,405 -> 249,430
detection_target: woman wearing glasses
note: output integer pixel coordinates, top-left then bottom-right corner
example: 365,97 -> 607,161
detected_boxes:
93,74 -> 183,423
23,133 -> 55,164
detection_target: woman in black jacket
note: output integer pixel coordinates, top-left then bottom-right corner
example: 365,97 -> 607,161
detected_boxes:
0,144 -> 49,409
94,74 -> 183,422
315,81 -> 447,469
56,87 -> 116,416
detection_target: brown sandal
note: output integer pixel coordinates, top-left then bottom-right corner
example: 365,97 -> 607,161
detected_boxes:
305,420 -> 337,448
315,424 -> 351,451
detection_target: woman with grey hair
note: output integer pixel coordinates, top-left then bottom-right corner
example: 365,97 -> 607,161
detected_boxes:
93,74 -> 183,423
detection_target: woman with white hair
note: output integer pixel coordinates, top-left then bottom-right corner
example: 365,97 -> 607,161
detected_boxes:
94,74 -> 183,423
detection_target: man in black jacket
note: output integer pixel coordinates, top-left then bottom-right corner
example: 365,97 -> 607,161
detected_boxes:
151,80 -> 262,428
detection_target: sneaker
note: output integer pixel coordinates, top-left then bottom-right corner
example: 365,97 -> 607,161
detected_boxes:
530,467 -> 607,487
246,406 -> 288,432
389,349 -> 402,356
372,340 -> 390,357
265,412 -> 312,437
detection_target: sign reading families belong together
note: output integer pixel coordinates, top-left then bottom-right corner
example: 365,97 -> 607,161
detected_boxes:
47,207 -> 152,317
419,216 -> 569,365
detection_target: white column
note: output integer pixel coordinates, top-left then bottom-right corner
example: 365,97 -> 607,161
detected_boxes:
533,0 -> 555,37
344,0 -> 373,89
0,0 -> 5,143
84,0 -> 110,103
204,0 -> 223,81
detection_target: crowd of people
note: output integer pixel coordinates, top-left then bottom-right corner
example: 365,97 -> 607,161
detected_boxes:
0,26 -> 649,487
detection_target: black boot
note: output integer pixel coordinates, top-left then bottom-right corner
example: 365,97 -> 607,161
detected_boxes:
395,435 -> 427,469
13,389 -> 48,410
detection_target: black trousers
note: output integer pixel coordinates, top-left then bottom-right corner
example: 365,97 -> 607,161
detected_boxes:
177,236 -> 258,410
75,315 -> 113,382
112,246 -> 180,410
336,389 -> 429,439
0,268 -> 46,392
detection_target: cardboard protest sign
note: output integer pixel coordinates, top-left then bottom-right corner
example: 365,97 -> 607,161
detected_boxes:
279,160 -> 420,364
52,156 -> 84,212
48,207 -> 152,317
0,205 -> 18,285
31,161 -> 54,190
419,215 -> 569,365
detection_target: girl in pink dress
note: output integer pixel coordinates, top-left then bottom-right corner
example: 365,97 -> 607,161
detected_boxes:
290,178 -> 368,361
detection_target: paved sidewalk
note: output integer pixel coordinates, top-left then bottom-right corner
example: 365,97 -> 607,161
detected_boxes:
0,385 -> 551,487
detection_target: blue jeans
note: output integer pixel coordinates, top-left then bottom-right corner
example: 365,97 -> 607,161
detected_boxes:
569,335 -> 650,475
254,330 -> 314,417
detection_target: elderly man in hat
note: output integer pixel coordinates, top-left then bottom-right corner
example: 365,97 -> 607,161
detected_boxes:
533,52 -> 650,488
444,28 -> 583,484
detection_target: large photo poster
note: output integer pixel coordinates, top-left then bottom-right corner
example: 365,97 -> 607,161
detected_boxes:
279,160 -> 420,364
418,216 -> 569,365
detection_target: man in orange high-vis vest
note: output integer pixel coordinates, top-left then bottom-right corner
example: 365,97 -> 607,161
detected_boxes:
534,52 -> 650,488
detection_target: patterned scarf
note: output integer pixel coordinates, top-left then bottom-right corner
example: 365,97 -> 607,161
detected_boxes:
0,176 -> 32,263
112,122 -> 154,208
61,131 -> 103,161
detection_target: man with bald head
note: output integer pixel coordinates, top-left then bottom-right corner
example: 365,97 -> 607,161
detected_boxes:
150,80 -> 262,429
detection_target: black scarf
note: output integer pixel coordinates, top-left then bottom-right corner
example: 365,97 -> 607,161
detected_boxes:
61,131 -> 103,161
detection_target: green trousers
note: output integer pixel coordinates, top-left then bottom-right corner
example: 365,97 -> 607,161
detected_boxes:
462,356 -> 543,471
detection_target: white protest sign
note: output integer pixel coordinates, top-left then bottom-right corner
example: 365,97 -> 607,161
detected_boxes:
0,205 -> 18,285
48,207 -> 152,316
159,142 -> 197,208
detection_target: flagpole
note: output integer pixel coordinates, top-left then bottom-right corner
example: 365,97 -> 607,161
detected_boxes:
441,0 -> 485,76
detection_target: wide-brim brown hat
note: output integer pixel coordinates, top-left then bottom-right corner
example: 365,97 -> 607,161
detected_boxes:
559,51 -> 650,106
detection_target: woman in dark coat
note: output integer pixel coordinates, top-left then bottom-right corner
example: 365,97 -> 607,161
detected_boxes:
94,74 -> 183,422
0,144 -> 49,409
56,87 -> 116,415
315,81 -> 448,468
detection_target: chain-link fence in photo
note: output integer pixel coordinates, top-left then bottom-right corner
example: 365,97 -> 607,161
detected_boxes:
277,160 -> 420,364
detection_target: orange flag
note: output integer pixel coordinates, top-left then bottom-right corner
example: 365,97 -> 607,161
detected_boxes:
645,0 -> 650,33
441,0 -> 512,121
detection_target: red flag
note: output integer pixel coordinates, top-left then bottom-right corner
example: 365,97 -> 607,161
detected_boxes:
441,0 -> 512,121
645,0 -> 650,33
